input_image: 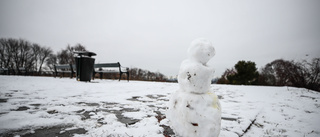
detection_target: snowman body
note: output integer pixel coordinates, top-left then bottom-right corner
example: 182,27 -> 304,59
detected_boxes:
167,38 -> 221,137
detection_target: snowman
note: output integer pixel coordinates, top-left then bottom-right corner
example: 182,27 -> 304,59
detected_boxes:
166,38 -> 221,137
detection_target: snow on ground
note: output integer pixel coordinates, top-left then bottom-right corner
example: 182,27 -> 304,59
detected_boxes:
0,76 -> 319,137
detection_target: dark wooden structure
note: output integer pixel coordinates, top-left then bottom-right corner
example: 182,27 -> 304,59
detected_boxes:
54,64 -> 75,78
93,62 -> 129,81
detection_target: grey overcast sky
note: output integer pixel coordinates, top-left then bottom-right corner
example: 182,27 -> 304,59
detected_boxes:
1,0 -> 320,77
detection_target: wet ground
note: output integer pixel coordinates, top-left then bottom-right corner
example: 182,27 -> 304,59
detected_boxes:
0,94 -> 174,137
1,76 -> 319,137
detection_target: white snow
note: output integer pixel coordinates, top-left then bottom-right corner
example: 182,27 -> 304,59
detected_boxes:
167,38 -> 221,137
178,38 -> 215,94
122,111 -> 148,120
0,75 -> 320,137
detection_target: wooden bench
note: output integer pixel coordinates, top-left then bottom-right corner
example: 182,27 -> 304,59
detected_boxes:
0,68 -> 9,75
0,68 -> 25,75
18,67 -> 27,76
93,62 -> 129,81
54,64 -> 75,78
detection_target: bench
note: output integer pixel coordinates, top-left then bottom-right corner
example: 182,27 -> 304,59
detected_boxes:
54,64 -> 75,78
18,67 -> 27,76
0,68 -> 9,75
0,68 -> 25,75
93,62 -> 129,81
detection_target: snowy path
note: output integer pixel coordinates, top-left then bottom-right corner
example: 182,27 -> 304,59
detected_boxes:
0,76 -> 319,137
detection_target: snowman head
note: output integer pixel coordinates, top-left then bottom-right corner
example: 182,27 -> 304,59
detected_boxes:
188,38 -> 215,65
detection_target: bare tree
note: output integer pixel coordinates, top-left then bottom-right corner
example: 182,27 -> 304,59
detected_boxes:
32,44 -> 41,71
55,44 -> 87,65
217,68 -> 236,84
260,58 -> 320,91
0,38 -> 11,68
73,43 -> 86,51
128,67 -> 167,81
38,47 -> 53,73
306,58 -> 320,91
10,39 -> 33,74
0,38 -> 53,75
46,54 -> 58,70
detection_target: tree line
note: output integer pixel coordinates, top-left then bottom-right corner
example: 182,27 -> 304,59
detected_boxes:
0,38 -> 86,75
217,59 -> 320,92
0,38 -> 167,81
96,67 -> 167,82
0,38 -> 53,75
129,68 -> 166,81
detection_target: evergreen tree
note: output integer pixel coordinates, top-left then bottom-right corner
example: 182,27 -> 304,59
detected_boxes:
227,60 -> 259,85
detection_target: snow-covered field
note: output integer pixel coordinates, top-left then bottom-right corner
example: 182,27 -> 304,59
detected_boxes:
0,76 -> 319,137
